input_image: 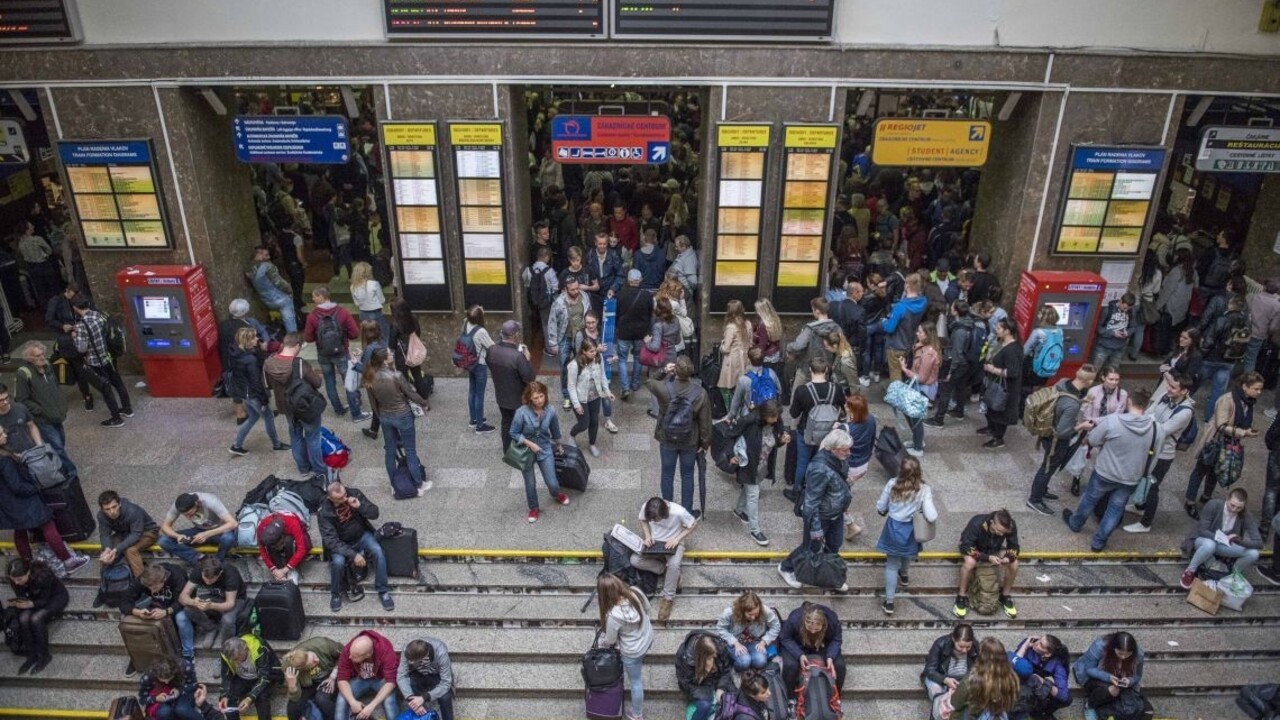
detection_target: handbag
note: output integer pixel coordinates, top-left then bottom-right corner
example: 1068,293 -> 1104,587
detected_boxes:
885,379 -> 928,419
982,376 -> 1008,413
503,441 -> 535,472
792,538 -> 848,590
403,332 -> 428,368
913,489 -> 936,543
1131,426 -> 1161,506
678,314 -> 695,338
1216,435 -> 1245,488
344,366 -> 361,393
1197,428 -> 1225,468
638,340 -> 669,368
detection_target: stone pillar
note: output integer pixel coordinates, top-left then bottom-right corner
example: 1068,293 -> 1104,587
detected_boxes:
1244,174 -> 1280,282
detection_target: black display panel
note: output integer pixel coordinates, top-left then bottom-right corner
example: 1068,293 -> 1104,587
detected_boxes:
385,0 -> 604,38
0,0 -> 81,44
614,0 -> 833,39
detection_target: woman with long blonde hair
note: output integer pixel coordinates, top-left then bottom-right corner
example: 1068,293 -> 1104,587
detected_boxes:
349,261 -> 388,340
714,590 -> 781,671
597,573 -> 654,720
949,638 -> 1020,719
753,298 -> 786,399
778,602 -> 844,694
716,300 -> 753,404
874,456 -> 937,615
657,275 -> 693,348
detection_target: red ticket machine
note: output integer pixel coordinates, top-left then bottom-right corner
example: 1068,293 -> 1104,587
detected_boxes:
116,264 -> 220,397
1014,270 -> 1107,383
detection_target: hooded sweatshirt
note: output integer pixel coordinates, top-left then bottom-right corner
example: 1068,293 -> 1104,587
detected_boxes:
304,301 -> 359,357
336,630 -> 400,685
880,294 -> 929,351
603,590 -> 654,659
1086,411 -> 1161,485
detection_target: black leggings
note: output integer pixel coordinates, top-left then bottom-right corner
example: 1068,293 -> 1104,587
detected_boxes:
570,398 -> 601,444
986,419 -> 1009,441
18,594 -> 66,659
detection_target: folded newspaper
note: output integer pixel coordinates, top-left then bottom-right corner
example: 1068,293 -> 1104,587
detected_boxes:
611,523 -> 645,553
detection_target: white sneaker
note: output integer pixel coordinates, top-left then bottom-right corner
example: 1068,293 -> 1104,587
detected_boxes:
1122,522 -> 1151,533
906,446 -> 924,458
417,480 -> 434,496
777,564 -> 802,589
870,372 -> 881,384
589,445 -> 601,457
605,419 -> 619,434
835,583 -> 849,592
1267,408 -> 1278,420
858,376 -> 872,388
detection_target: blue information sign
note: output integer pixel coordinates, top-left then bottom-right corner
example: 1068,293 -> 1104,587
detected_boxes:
1070,146 -> 1166,172
58,140 -> 152,165
232,116 -> 351,164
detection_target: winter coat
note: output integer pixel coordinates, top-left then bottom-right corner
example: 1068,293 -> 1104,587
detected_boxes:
718,321 -> 753,389
675,631 -> 737,702
0,455 -> 52,530
318,489 -> 380,560
1156,265 -> 1197,326
724,414 -> 784,486
779,603 -> 841,664
800,450 -> 852,528
228,346 -> 269,403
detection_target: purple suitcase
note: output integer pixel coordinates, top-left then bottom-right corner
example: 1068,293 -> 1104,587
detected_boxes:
585,681 -> 624,720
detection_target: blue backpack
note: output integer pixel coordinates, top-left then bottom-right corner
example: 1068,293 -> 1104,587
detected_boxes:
746,369 -> 778,408
965,322 -> 988,364
1031,328 -> 1064,378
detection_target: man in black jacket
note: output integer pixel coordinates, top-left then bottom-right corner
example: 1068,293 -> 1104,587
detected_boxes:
120,562 -> 189,672
615,270 -> 654,400
318,481 -> 391,613
487,320 -> 536,452
953,509 -> 1020,619
827,276 -> 866,359
44,284 -> 92,409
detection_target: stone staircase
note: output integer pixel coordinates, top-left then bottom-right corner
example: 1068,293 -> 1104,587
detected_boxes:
1,551 -> 1275,719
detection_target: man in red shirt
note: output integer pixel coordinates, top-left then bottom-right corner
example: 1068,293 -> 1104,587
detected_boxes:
336,630 -> 400,720
607,203 -> 639,253
303,286 -> 368,422
256,513 -> 310,584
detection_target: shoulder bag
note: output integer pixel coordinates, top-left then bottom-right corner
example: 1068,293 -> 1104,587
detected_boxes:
503,441 -> 534,472
1131,427 -> 1161,506
982,375 -> 1008,413
913,487 -> 936,544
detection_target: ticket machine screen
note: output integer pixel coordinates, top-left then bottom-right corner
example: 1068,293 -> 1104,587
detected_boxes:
1046,301 -> 1090,331
141,296 -> 178,322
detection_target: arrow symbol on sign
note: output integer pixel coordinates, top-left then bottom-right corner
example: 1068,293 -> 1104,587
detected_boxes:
650,145 -> 668,162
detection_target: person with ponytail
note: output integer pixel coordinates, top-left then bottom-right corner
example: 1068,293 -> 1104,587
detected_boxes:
597,573 -> 653,720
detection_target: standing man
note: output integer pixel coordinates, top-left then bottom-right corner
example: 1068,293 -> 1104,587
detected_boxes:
785,298 -> 838,390
1244,278 -> 1280,373
72,296 -> 133,428
587,231 -> 624,309
487,321 -> 535,453
1090,293 -> 1136,371
1124,372 -> 1195,533
646,357 -> 712,513
319,480 -> 392,612
1025,365 -> 1096,515
522,246 -> 558,346
546,277 -> 593,409
304,286 -> 368,423
789,358 -> 842,492
45,284 -> 93,410
925,300 -> 979,427
12,344 -> 77,478
1062,387 -> 1161,552
868,273 -> 927,383
96,490 -> 160,579
264,333 -> 327,478
245,245 -> 298,333
607,203 -> 639,254
615,269 -> 655,400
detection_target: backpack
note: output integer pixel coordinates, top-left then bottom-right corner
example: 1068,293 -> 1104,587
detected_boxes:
1222,315 -> 1252,361
285,358 -> 326,425
235,504 -> 268,547
98,563 -> 134,609
1022,387 -> 1070,438
267,488 -> 309,524
1031,328 -> 1064,378
452,325 -> 481,370
314,314 -> 345,357
240,475 -> 283,509
746,369 -> 778,408
969,564 -> 1002,615
794,662 -> 841,720
105,314 -> 127,357
528,266 -> 554,310
803,384 -> 840,446
965,322 -> 987,365
661,380 -> 702,446
714,693 -> 759,720
600,534 -> 659,596
1172,404 -> 1199,451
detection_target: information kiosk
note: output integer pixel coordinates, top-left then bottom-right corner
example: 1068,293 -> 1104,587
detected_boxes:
1013,270 -> 1107,383
115,264 -> 220,397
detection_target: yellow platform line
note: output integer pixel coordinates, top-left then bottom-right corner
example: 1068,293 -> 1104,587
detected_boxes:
0,708 -> 1193,720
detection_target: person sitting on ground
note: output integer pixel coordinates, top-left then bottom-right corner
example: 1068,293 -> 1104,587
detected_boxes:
159,491 -> 238,564
319,480 -> 392,612
177,557 -> 248,659
921,623 -> 978,705
1072,631 -> 1149,720
137,656 -> 198,720
946,637 -> 1019,720
397,637 -> 457,720
714,590 -> 781,672
727,347 -> 782,422
283,637 -> 342,720
219,634 -> 277,720
778,602 -> 846,694
1178,487 -> 1262,589
953,509 -> 1020,619
778,429 -> 854,592
6,557 -> 67,676
630,496 -> 697,623
1009,634 -> 1072,718
97,489 -> 160,579
255,512 -> 310,585
675,630 -> 737,720
119,562 -> 189,660
724,399 -> 790,546
335,630 -> 400,720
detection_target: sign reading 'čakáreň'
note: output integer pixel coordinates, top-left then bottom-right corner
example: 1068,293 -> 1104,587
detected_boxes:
1196,126 -> 1280,174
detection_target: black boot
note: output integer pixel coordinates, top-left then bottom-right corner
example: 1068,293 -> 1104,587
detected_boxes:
1070,476 -> 1081,497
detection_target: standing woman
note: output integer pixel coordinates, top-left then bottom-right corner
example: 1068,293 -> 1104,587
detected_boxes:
874,456 -> 938,615
1072,632 -> 1149,720
753,299 -> 786,402
645,296 -> 686,418
350,262 -> 388,341
724,399 -> 790,546
1185,371 -> 1264,518
0,427 -> 87,572
389,298 -> 428,405
228,328 -> 286,456
462,305 -> 497,434
598,573 -> 654,720
657,276 -> 694,356
900,323 -> 941,457
1022,304 -> 1064,398
1155,249 -> 1198,355
717,300 -> 753,408
356,320 -> 388,441
947,638 -> 1019,720
362,347 -> 431,496
822,330 -> 860,396
6,556 -> 68,675
1130,250 -> 1164,360
567,338 -> 612,458
839,393 -> 877,541
978,318 -> 1024,450
574,313 -> 619,434
1154,327 -> 1203,399
509,381 -> 569,523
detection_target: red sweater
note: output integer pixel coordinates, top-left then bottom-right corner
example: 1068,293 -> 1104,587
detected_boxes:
608,215 -> 639,252
256,512 -> 310,570
337,630 -> 399,684
303,304 -> 359,354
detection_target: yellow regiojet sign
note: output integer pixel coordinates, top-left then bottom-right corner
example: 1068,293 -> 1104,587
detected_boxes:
718,125 -> 771,148
872,119 -> 991,167
784,126 -> 838,149
450,123 -> 503,146
382,123 -> 436,147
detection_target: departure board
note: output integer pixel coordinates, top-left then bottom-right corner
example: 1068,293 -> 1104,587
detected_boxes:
58,140 -> 172,250
381,122 -> 452,311
614,0 -> 834,40
1053,145 -> 1166,257
384,0 -> 604,38
774,125 -> 838,313
0,0 -> 81,44
450,122 -> 513,311
710,124 -> 770,311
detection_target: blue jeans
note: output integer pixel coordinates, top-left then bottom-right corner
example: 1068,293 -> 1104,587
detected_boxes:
732,643 -> 769,671
151,695 -> 202,720
468,364 -> 489,425
1243,337 -> 1265,374
559,338 -> 573,399
158,526 -> 236,563
621,653 -> 644,718
1187,536 -> 1260,575
1066,471 -> 1134,551
263,294 -> 298,333
885,554 -> 911,602
329,532 -> 389,596
317,355 -> 362,418
862,329 -> 885,376
233,397 -> 281,449
522,451 -> 562,510
36,421 -> 77,479
290,417 -> 325,476
616,338 -> 643,392
795,442 -> 817,487
781,514 -> 845,573
660,445 -> 697,509
335,677 -> 399,720
1200,360 -> 1236,422
381,412 -> 424,485
174,598 -> 244,661
691,698 -> 715,720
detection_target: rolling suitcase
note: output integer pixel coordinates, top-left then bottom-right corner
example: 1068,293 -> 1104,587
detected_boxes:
583,630 -> 624,720
40,476 -> 95,542
118,615 -> 181,672
107,696 -> 144,720
254,581 -> 306,641
556,444 -> 591,492
378,523 -> 420,578
874,426 -> 905,479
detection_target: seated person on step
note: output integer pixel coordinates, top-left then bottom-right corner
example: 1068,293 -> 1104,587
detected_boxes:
1178,487 -> 1262,589
283,637 -> 343,720
319,480 -> 393,613
97,489 -> 160,579
397,637 -> 457,720
335,630 -> 400,720
219,634 -> 277,720
921,623 -> 977,703
159,491 -> 238,564
629,496 -> 697,623
778,602 -> 846,694
1010,634 -> 1072,719
953,509 -> 1020,619
675,630 -> 736,720
256,513 -> 310,585
177,557 -> 248,660
137,657 -> 198,720
715,590 -> 781,672
5,557 -> 68,676
120,562 -> 189,666
1072,631 -> 1149,720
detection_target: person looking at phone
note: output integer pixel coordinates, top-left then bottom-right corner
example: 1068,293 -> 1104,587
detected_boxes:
159,492 -> 237,564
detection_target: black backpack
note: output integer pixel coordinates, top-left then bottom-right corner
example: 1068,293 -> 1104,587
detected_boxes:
528,266 -> 554,310
285,358 -> 326,424
315,314 -> 345,357
662,380 -> 702,446
1221,314 -> 1252,361
105,314 -> 127,357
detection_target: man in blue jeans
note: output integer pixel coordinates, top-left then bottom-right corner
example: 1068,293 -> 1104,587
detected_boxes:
318,480 -> 393,612
1199,294 -> 1249,422
304,286 -> 369,423
158,492 -> 237,563
645,357 -> 712,512
264,334 -> 327,477
788,358 -> 841,500
614,269 -> 654,398
1062,387 -> 1162,552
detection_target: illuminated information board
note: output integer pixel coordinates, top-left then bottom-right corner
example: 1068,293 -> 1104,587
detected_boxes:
774,125 -> 838,313
382,122 -> 452,312
1053,146 -> 1166,257
0,0 -> 81,44
614,0 -> 834,39
710,124 -> 770,312
58,140 -> 172,250
450,122 -> 512,312
384,0 -> 604,38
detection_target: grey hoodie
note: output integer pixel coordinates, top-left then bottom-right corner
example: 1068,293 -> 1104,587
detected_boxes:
604,590 -> 654,659
1086,411 -> 1162,485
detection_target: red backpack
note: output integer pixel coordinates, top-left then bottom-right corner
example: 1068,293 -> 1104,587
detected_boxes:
452,325 -> 480,370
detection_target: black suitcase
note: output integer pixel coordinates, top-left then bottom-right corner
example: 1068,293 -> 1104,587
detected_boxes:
254,581 -> 306,641
556,444 -> 591,492
875,426 -> 905,478
784,428 -> 798,485
379,526 -> 420,578
40,477 -> 95,542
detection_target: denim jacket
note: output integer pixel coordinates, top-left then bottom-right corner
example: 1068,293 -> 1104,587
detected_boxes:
510,405 -> 562,460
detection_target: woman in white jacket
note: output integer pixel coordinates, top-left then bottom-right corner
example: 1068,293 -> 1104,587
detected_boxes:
875,456 -> 938,616
350,262 -> 389,340
598,573 -> 654,720
568,338 -> 614,457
